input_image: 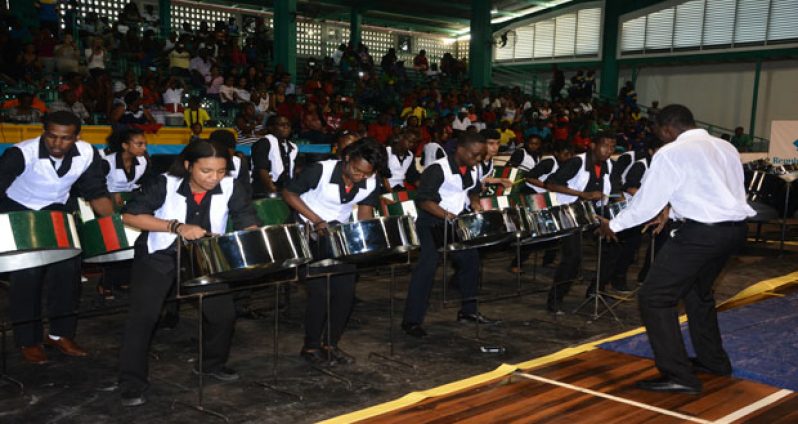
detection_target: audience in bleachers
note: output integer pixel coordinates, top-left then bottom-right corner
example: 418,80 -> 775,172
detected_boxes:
0,6 -> 755,155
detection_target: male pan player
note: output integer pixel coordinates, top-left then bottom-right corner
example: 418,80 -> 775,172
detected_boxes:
510,141 -> 574,273
544,132 -> 615,314
383,129 -> 420,191
402,132 -> 498,338
0,111 -> 114,363
595,137 -> 664,294
251,116 -> 298,195
599,105 -> 755,394
476,129 -> 513,191
507,134 -> 542,172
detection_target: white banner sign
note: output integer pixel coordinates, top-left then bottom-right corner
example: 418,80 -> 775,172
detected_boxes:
769,121 -> 798,165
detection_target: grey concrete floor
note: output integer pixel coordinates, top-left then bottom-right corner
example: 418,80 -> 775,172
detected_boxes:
0,231 -> 795,424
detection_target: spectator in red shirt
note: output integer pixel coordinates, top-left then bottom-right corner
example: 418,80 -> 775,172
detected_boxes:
276,94 -> 302,128
553,115 -> 570,142
572,127 -> 592,152
367,113 -> 393,144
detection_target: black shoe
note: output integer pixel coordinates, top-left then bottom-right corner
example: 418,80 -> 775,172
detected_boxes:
192,365 -> 240,382
690,357 -> 732,376
401,322 -> 427,338
324,346 -> 355,365
120,390 -> 146,407
546,306 -> 565,316
300,347 -> 336,365
457,311 -> 501,325
610,284 -> 634,295
635,377 -> 701,394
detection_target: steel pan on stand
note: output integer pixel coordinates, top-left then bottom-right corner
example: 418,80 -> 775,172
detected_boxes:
322,215 -> 420,264
173,223 -> 310,419
180,223 -> 312,287
432,209 -> 516,251
78,214 -> 141,263
0,210 -> 82,273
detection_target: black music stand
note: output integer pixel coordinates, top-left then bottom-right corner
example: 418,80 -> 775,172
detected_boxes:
171,239 -> 302,422
777,173 -> 798,257
367,251 -> 415,368
0,280 -> 24,394
572,202 -> 622,323
1,320 -> 24,394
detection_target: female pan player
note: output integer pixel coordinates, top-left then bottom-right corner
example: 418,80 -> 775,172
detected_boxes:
95,127 -> 152,299
117,140 -> 260,407
282,137 -> 387,366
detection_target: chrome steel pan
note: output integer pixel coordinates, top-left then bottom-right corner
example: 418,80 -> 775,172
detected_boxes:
324,215 -> 419,263
181,223 -> 312,287
433,209 -> 515,251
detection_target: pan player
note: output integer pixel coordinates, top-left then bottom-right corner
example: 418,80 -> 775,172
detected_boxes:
402,132 -> 498,338
283,138 -> 387,365
118,140 -> 260,406
598,105 -> 755,394
0,111 -> 115,364
251,116 -> 298,196
544,132 -> 615,314
95,127 -> 152,300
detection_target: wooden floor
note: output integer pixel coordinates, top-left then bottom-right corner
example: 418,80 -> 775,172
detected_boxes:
360,350 -> 796,424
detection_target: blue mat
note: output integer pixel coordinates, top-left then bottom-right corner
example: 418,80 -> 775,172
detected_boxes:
599,290 -> 798,391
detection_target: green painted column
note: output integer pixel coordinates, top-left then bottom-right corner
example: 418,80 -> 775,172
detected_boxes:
159,0 -> 171,39
599,0 -> 622,99
274,0 -> 297,82
350,7 -> 363,47
469,0 -> 492,88
749,60 -> 762,139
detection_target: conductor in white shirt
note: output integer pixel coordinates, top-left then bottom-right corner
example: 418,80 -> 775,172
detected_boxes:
599,104 -> 755,395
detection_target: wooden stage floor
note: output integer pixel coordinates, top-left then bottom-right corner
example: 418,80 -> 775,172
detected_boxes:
358,349 -> 797,424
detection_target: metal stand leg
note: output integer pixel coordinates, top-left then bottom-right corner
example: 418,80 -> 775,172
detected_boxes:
171,294 -> 229,422
368,259 -> 413,369
0,323 -> 24,394
572,234 -> 621,323
780,182 -> 791,257
257,280 -> 303,401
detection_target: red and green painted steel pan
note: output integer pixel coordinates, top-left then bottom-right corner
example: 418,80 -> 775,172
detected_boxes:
0,210 -> 82,272
78,214 -> 141,263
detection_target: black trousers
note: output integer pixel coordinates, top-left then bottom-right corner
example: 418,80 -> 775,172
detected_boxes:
303,262 -> 357,349
638,221 -> 745,388
119,253 -> 235,393
547,231 -> 581,310
595,225 -> 643,289
97,261 -> 133,290
8,256 -> 82,347
638,222 -> 672,282
403,221 -> 479,325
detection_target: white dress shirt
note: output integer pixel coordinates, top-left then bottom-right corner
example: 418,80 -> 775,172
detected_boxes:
452,116 -> 471,131
609,129 -> 755,233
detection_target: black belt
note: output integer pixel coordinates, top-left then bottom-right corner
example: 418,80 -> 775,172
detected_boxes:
684,219 -> 746,227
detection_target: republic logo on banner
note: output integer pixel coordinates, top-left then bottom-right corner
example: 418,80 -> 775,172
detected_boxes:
768,121 -> 798,165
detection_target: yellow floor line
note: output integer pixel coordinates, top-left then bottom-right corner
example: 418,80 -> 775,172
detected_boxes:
320,271 -> 798,424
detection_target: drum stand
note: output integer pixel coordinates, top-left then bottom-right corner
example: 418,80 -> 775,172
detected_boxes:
170,242 -> 301,421
1,321 -> 24,394
779,180 -> 792,257
368,253 -> 415,369
303,265 -> 355,390
572,227 -> 621,323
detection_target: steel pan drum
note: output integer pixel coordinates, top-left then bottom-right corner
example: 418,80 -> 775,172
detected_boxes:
181,223 -> 312,287
324,215 -> 419,263
570,201 -> 599,228
0,210 -> 82,272
433,209 -> 515,251
78,214 -> 141,263
605,200 -> 629,219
